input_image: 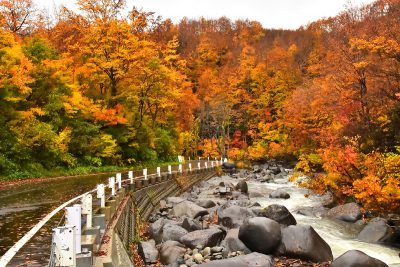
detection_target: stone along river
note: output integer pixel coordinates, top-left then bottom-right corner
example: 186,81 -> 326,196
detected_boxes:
243,174 -> 400,266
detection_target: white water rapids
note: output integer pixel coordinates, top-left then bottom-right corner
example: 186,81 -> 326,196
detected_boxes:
250,176 -> 400,266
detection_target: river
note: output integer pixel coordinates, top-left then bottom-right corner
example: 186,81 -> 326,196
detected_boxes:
248,175 -> 400,266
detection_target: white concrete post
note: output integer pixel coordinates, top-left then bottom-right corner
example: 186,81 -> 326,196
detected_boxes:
168,165 -> 172,174
156,167 -> 161,177
207,157 -> 210,161
205,162 -> 208,169
179,164 -> 182,173
198,162 -> 201,170
116,173 -> 122,189
81,194 -> 92,228
189,163 -> 192,172
65,205 -> 81,254
96,184 -> 105,208
53,225 -> 76,266
143,169 -> 148,180
220,158 -> 223,164
211,161 -> 214,168
128,171 -> 133,184
108,177 -> 115,196
188,157 -> 191,162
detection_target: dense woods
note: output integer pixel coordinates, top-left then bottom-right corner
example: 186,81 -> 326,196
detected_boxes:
0,0 -> 399,212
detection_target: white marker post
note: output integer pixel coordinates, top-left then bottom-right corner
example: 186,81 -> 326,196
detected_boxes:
65,204 -> 81,254
143,169 -> 148,180
109,177 -> 115,196
178,164 -> 182,173
211,161 -> 214,168
189,163 -> 192,172
207,157 -> 210,161
168,165 -> 172,175
198,162 -> 201,170
128,171 -> 133,184
97,184 -> 105,208
53,225 -> 76,266
157,167 -> 161,177
205,162 -> 208,169
116,173 -> 122,190
81,194 -> 92,228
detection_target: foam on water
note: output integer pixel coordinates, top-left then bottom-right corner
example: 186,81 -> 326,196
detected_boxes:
250,176 -> 400,266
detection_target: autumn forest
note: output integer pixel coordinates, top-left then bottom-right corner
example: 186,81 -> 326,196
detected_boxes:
0,0 -> 399,212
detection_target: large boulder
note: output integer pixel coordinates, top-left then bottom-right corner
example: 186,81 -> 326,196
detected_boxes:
196,199 -> 216,209
218,205 -> 254,229
269,190 -> 290,199
357,217 -> 391,243
173,200 -> 209,219
220,228 -> 251,255
259,204 -> 296,226
277,225 -> 333,262
180,227 -> 226,249
330,250 -> 389,267
238,217 -> 281,254
162,223 -> 188,242
198,252 -> 273,267
235,180 -> 248,194
327,202 -> 362,222
159,240 -> 186,265
147,218 -> 180,244
181,217 -> 202,232
138,239 -> 158,264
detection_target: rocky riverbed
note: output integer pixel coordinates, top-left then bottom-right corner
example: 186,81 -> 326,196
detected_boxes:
137,163 -> 400,267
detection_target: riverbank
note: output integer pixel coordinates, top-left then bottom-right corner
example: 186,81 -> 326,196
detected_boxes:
0,160 -> 178,188
137,165 -> 400,266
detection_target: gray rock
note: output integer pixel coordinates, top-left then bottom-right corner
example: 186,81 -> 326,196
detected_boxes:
198,252 -> 273,267
331,250 -> 388,267
238,217 -> 281,254
327,202 -> 362,222
277,224 -> 333,262
269,190 -> 290,199
181,217 -> 202,232
173,200 -> 209,219
259,204 -> 296,226
180,228 -> 226,249
196,199 -> 216,209
296,206 -> 328,218
218,205 -> 254,229
269,166 -> 281,175
235,181 -> 248,194
220,228 -> 251,255
138,239 -> 158,264
357,217 -> 391,243
248,191 -> 264,198
163,223 -> 189,242
160,240 -> 186,265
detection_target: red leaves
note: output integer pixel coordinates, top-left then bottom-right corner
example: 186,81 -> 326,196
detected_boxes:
94,104 -> 128,126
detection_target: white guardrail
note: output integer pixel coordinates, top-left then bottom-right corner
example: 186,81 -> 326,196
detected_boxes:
0,158 -> 226,267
